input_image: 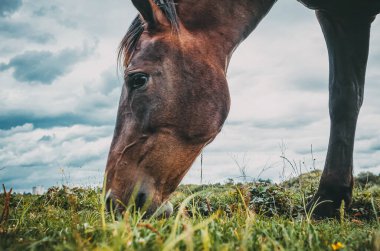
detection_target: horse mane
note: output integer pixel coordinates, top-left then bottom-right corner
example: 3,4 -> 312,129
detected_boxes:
118,0 -> 179,66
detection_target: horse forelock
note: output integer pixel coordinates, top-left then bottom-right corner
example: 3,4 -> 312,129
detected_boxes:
118,0 -> 179,67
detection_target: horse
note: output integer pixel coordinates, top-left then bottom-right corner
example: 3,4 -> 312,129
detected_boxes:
105,0 -> 380,218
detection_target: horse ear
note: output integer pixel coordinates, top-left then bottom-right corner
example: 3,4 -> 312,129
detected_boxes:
132,0 -> 170,30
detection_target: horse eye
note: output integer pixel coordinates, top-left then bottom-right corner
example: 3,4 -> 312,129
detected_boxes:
127,73 -> 149,90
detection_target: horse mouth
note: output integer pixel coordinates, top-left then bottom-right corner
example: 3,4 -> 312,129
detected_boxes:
105,191 -> 173,218
152,201 -> 174,218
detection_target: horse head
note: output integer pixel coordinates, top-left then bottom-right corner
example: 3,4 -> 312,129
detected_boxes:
105,0 -> 233,216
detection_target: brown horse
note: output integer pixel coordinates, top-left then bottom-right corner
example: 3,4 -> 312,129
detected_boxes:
105,0 -> 380,217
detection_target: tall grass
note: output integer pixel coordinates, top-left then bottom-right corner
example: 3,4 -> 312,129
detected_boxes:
0,171 -> 379,250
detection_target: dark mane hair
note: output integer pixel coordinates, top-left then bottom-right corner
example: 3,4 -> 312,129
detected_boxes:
118,0 -> 179,66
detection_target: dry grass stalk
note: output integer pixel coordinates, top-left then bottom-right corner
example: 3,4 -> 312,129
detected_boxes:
0,184 -> 12,226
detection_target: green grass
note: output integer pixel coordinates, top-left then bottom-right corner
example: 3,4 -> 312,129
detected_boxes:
1,171 -> 379,251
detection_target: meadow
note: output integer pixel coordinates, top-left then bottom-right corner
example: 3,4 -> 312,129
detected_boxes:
1,170 -> 380,251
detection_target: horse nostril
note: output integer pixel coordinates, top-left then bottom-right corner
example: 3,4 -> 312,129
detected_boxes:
135,192 -> 147,210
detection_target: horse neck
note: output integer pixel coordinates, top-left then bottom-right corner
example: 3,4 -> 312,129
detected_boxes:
176,0 -> 277,66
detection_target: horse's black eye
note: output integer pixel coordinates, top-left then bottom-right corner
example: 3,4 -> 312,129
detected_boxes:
127,73 -> 149,90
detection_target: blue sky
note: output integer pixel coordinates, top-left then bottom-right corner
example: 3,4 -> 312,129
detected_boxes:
1,0 -> 380,192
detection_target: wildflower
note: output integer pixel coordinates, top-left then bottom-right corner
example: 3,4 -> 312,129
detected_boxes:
331,241 -> 344,250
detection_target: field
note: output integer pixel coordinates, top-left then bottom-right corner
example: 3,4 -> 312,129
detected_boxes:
1,170 -> 380,251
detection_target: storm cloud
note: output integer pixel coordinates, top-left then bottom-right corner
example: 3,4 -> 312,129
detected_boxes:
0,0 -> 22,17
0,21 -> 54,43
0,45 -> 95,84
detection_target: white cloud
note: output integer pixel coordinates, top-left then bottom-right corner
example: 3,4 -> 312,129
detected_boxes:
0,124 -> 113,190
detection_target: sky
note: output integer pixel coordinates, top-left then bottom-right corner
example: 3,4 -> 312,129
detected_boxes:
0,0 -> 380,192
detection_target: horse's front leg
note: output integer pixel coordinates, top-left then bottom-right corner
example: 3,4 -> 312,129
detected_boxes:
309,11 -> 376,218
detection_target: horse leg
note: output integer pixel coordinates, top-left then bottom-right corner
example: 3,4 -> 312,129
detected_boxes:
308,11 -> 376,218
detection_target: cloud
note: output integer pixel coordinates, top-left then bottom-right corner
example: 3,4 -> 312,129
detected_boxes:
0,0 -> 22,17
0,124 -> 113,191
251,116 -> 317,129
0,123 -> 33,137
1,0 -> 380,192
291,77 -> 327,92
0,66 -> 121,131
98,70 -> 122,95
0,21 -> 54,43
0,113 -> 91,130
0,44 -> 95,84
33,5 -> 77,28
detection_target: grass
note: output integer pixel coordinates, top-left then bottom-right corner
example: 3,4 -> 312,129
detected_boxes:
1,170 -> 379,251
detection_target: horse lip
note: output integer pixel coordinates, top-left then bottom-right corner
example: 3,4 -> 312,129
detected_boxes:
151,201 -> 173,218
105,190 -> 119,213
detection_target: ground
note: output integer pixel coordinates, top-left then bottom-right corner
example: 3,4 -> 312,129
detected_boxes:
0,170 -> 380,250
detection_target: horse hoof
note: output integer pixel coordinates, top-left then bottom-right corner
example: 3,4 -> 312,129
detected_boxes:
306,195 -> 339,219
306,189 -> 352,219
